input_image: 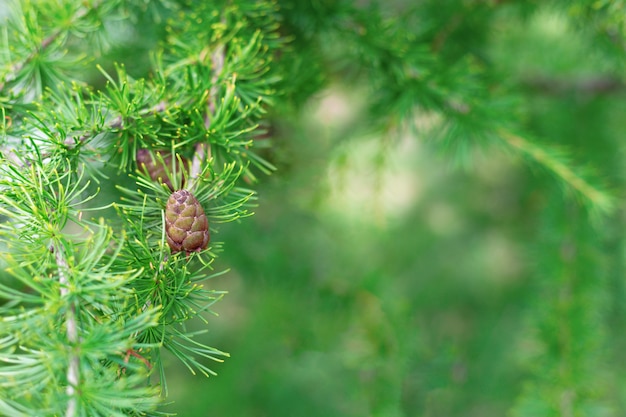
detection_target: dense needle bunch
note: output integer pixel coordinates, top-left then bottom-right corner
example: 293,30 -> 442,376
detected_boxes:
0,0 -> 283,415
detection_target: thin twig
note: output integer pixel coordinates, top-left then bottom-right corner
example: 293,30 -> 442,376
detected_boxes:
522,75 -> 624,96
63,100 -> 167,147
53,242 -> 79,417
190,44 -> 225,187
208,45 -> 225,118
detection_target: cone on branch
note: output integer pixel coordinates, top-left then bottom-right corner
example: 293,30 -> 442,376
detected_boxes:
137,149 -> 188,191
165,189 -> 210,254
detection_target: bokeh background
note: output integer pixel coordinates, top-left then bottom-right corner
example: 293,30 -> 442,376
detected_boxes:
152,3 -> 626,416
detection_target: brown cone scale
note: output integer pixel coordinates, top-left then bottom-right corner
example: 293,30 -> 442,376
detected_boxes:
165,190 -> 209,254
137,149 -> 187,191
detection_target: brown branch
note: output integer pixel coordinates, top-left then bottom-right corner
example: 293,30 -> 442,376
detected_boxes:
431,14 -> 463,53
522,75 -> 624,96
190,43 -> 226,187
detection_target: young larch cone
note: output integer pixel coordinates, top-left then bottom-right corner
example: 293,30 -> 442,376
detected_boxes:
165,190 -> 210,254
137,149 -> 187,191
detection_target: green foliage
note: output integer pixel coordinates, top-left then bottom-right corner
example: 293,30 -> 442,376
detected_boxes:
0,0 -> 624,416
1,0 -> 282,415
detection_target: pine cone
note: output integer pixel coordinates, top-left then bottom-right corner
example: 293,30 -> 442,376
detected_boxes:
165,190 -> 210,254
137,149 -> 187,191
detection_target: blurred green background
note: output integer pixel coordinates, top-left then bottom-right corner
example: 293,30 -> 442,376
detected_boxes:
164,120 -> 532,417
157,4 -> 626,415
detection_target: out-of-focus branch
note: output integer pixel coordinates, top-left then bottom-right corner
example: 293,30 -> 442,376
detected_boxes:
498,129 -> 614,214
522,75 -> 624,96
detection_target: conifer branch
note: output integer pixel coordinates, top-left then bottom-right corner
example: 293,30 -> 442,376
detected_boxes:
0,0 -> 281,414
191,44 -> 226,186
498,129 -> 614,213
523,75 -> 624,96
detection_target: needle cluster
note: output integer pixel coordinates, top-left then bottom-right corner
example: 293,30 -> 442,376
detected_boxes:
0,0 -> 283,415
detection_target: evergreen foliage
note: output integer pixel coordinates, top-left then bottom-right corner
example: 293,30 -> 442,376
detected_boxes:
1,0 -> 281,415
0,0 -> 624,416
